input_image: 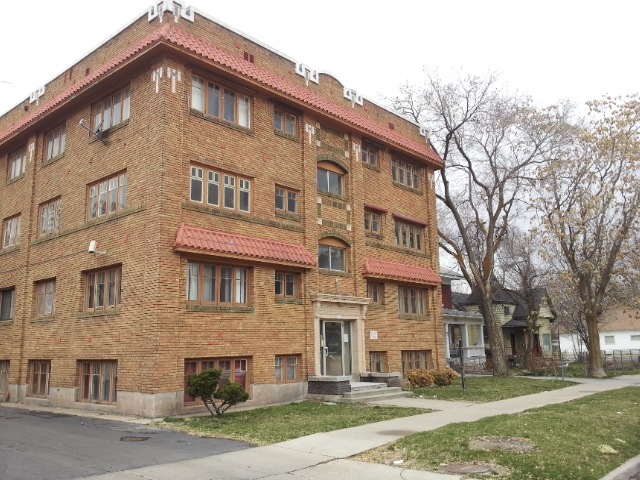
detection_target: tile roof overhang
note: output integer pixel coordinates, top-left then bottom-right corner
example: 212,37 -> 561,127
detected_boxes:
0,23 -> 443,169
173,223 -> 316,268
363,257 -> 441,285
364,204 -> 388,213
392,212 -> 428,226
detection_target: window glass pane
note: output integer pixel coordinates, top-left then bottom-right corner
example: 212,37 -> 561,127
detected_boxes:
113,92 -> 122,125
275,358 -> 282,381
54,200 -> 61,232
318,245 -> 330,269
235,268 -> 247,304
274,272 -> 283,295
274,109 -> 283,130
285,114 -> 295,135
109,178 -> 118,213
208,83 -> 220,117
96,273 -> 105,308
187,262 -> 199,301
223,88 -> 235,122
101,363 -> 111,402
122,87 -> 131,121
87,274 -> 95,309
330,246 -> 345,271
391,159 -> 397,181
90,186 -> 98,218
192,76 -> 204,111
41,205 -> 48,235
285,274 -> 295,297
328,171 -> 342,195
99,181 -> 107,216
287,192 -> 297,213
119,174 -> 127,209
191,167 -> 203,202
275,188 -> 284,210
239,179 -> 250,212
220,267 -> 232,303
0,289 -> 14,320
238,95 -> 250,128
102,98 -> 112,130
286,357 -> 297,380
203,265 -> 215,302
207,171 -> 219,206
317,168 -> 328,192
94,105 -> 102,131
107,270 -> 116,306
46,132 -> 54,160
224,175 -> 235,209
372,214 -> 379,233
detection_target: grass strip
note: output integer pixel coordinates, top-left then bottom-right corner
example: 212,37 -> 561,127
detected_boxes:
356,387 -> 640,479
410,376 -> 576,403
156,401 -> 426,446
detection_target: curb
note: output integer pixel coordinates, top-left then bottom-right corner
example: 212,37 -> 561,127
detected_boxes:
601,454 -> 640,480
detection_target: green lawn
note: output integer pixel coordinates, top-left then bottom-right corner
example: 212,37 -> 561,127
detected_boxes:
156,402 -> 426,445
355,387 -> 640,480
409,375 -> 576,403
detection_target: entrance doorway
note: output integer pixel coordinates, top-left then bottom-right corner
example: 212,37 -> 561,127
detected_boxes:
321,320 -> 352,376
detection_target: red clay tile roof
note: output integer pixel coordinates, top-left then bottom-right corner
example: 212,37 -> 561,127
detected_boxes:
363,258 -> 441,284
0,23 -> 443,167
173,223 -> 316,266
392,212 -> 428,226
364,204 -> 388,213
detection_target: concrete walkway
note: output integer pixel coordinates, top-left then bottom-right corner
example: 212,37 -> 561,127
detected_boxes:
64,374 -> 640,479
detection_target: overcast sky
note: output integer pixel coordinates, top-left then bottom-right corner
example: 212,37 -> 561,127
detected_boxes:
1,0 -> 638,117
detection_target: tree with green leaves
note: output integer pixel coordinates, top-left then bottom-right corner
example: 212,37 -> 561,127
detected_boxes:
186,368 -> 249,416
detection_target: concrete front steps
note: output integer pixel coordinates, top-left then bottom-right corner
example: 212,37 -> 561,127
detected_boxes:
336,382 -> 412,404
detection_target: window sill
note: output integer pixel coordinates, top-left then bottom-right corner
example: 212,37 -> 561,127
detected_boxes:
398,315 -> 431,321
0,319 -> 13,326
275,297 -> 303,305
41,152 -> 64,168
182,202 -> 303,232
186,304 -> 254,313
362,162 -> 381,173
318,268 -> 351,278
5,173 -> 25,186
317,190 -> 348,202
274,129 -> 300,142
275,211 -> 301,222
190,108 -> 254,135
30,315 -> 54,323
89,119 -> 129,144
392,181 -> 423,195
365,232 -> 383,240
77,309 -> 120,320
0,245 -> 20,256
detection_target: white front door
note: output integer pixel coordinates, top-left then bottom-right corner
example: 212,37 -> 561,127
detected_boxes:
321,320 -> 352,376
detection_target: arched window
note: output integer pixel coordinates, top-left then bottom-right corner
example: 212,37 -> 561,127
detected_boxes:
318,237 -> 348,272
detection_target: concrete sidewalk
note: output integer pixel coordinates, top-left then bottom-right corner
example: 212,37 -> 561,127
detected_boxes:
75,374 -> 640,479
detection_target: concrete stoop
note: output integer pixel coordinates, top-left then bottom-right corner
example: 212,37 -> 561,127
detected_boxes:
336,382 -> 412,404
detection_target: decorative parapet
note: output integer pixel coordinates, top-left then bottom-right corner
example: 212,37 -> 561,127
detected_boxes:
148,0 -> 195,22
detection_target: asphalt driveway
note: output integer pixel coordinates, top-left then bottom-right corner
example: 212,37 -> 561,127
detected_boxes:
0,406 -> 253,480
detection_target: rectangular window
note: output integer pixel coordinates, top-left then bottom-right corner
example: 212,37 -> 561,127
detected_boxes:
318,244 -> 346,272
191,75 -> 251,129
317,167 -> 343,196
394,220 -> 422,252
7,146 -> 26,180
362,144 -> 378,167
86,267 -> 122,311
0,288 -> 14,320
0,361 -> 8,395
45,124 -> 66,161
274,186 -> 298,214
29,360 -> 51,398
274,107 -> 297,136
275,271 -> 298,298
186,261 -> 250,306
79,360 -> 117,404
35,279 -> 55,316
364,210 -> 381,234
392,157 -> 420,189
275,355 -> 299,383
604,335 -> 615,345
369,352 -> 387,373
189,165 -> 250,213
397,286 -> 426,316
367,283 -> 383,304
542,333 -> 551,351
184,358 -> 249,403
503,305 -> 511,315
2,215 -> 20,249
88,173 -> 126,219
631,335 -> 640,341
92,86 -> 130,131
39,199 -> 61,237
401,350 -> 432,377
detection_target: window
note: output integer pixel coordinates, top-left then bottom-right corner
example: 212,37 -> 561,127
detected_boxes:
92,86 -> 130,131
398,286 -> 426,316
503,305 -> 511,316
0,288 -> 14,320
7,147 -> 26,180
275,355 -> 299,383
190,166 -> 250,213
184,358 -> 249,402
542,333 -> 551,351
45,124 -> 66,161
0,361 -> 8,395
35,279 -> 55,316
631,335 -> 640,341
364,210 -> 381,234
274,107 -> 297,136
362,144 -> 378,167
369,352 -> 387,373
394,220 -> 423,252
2,215 -> 20,248
391,158 -> 420,189
604,335 -> 615,345
39,199 -> 61,237
29,360 -> 50,398
86,267 -> 122,311
317,166 -> 343,196
186,262 -> 250,305
275,271 -> 298,298
274,186 -> 298,214
367,282 -> 383,304
401,350 -> 432,376
79,361 -> 117,404
318,239 -> 347,272
88,173 -> 127,220
191,75 -> 251,128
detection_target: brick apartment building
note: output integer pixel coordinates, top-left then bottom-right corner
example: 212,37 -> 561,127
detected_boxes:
0,1 -> 444,417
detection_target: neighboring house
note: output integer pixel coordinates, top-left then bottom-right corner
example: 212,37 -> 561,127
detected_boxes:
0,2 -> 444,414
441,269 -> 485,364
559,308 -> 640,357
453,288 -> 556,359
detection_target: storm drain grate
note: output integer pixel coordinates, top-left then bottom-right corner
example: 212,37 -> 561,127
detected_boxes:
120,436 -> 150,442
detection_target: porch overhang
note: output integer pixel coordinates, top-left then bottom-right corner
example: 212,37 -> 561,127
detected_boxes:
362,257 -> 441,285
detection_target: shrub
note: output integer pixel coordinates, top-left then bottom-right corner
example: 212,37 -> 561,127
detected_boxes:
406,368 -> 434,388
431,367 -> 458,386
186,368 -> 249,416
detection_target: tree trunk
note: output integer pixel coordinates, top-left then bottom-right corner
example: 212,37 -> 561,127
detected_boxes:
477,296 -> 509,375
586,311 -> 606,377
523,327 -> 533,370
